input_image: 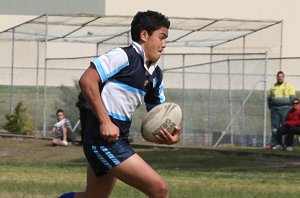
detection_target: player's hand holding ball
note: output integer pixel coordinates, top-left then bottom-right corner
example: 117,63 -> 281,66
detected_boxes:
141,102 -> 182,144
154,125 -> 181,145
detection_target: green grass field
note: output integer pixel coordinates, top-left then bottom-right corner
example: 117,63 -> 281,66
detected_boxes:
0,137 -> 300,198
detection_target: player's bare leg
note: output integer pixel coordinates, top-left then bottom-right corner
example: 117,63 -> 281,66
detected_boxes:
74,164 -> 117,198
109,153 -> 168,198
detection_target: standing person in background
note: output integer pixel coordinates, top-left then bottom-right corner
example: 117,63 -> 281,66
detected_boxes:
51,109 -> 75,146
58,10 -> 181,198
267,71 -> 296,148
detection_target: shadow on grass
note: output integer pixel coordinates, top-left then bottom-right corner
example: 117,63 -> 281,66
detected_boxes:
135,148 -> 300,173
1,137 -> 299,174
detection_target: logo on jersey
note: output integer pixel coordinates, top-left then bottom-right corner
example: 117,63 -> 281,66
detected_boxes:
144,80 -> 149,86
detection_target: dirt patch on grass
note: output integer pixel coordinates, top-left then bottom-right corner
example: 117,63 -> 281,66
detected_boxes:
1,136 -> 299,171
0,136 -> 86,165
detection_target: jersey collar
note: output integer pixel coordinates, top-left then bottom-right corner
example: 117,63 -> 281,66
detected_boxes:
132,42 -> 159,75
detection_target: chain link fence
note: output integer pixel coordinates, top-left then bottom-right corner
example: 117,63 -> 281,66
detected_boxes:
1,50 -> 300,146
0,15 -> 294,146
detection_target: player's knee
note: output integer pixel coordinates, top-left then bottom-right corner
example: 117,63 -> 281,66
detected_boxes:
157,180 -> 169,197
148,178 -> 169,197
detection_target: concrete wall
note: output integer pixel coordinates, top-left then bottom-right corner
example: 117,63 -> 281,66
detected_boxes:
105,0 -> 300,57
0,0 -> 299,56
0,0 -> 105,15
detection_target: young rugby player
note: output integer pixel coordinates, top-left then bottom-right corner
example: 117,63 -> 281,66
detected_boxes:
59,10 -> 181,198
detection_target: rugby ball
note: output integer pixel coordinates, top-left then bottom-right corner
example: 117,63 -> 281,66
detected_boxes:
141,102 -> 182,142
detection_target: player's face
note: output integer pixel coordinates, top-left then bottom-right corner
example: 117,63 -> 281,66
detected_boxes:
143,27 -> 168,65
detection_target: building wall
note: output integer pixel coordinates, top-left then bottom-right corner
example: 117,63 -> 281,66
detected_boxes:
105,0 -> 300,57
0,0 -> 299,57
0,0 -> 105,15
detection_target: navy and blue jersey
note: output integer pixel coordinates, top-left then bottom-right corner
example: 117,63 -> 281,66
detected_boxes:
84,42 -> 165,144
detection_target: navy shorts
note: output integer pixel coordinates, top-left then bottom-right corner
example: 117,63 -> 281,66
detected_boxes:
83,138 -> 135,176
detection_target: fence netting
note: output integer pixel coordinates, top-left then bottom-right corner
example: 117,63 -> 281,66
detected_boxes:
3,52 -> 300,147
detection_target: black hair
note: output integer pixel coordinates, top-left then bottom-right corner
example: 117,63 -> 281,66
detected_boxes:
293,98 -> 299,103
56,109 -> 64,115
131,10 -> 170,42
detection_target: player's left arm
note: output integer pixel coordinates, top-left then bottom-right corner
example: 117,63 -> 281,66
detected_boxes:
147,67 -> 181,144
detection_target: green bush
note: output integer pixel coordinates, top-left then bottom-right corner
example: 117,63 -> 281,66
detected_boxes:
4,102 -> 34,134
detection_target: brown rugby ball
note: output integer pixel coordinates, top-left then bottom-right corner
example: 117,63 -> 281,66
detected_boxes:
141,102 -> 182,142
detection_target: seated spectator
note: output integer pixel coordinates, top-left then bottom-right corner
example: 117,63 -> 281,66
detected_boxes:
273,98 -> 300,151
51,109 -> 76,146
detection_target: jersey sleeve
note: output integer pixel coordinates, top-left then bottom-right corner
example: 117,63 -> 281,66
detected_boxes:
91,48 -> 129,83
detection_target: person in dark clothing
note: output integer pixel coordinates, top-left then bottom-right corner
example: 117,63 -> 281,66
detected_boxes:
76,92 -> 90,145
273,98 -> 300,151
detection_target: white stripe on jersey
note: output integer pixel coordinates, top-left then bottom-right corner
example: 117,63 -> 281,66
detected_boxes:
101,80 -> 146,121
92,48 -> 129,83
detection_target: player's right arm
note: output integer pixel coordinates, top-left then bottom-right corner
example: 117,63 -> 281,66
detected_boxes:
79,64 -> 119,142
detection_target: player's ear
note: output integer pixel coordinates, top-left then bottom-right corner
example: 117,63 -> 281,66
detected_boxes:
140,30 -> 148,42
